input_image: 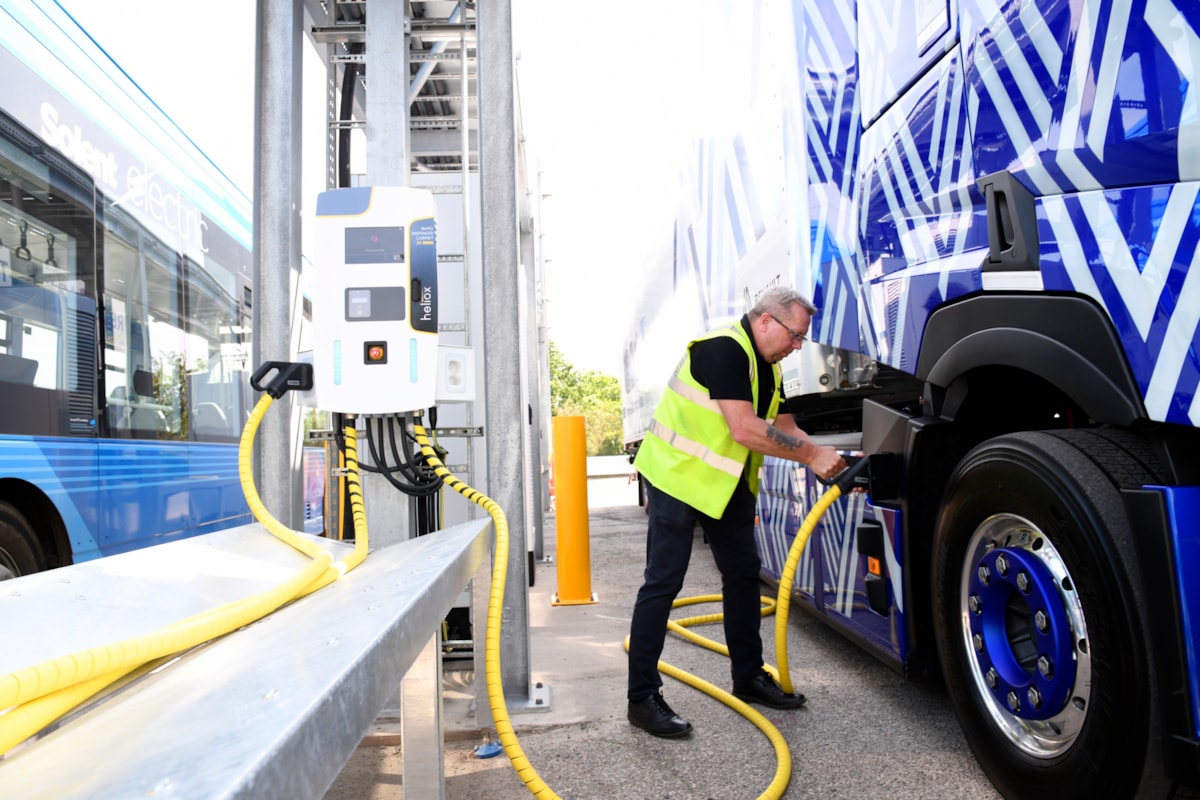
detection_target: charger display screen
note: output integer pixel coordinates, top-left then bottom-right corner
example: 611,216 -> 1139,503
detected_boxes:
345,226 -> 405,264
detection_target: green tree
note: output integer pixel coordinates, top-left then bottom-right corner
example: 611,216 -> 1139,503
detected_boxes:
549,341 -> 623,455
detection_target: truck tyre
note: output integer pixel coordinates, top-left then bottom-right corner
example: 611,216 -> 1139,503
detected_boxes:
932,430 -> 1168,799
0,501 -> 43,580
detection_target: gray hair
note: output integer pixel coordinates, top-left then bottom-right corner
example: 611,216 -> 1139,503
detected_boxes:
749,285 -> 817,319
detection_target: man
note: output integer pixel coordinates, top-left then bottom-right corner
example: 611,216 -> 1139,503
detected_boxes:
627,286 -> 846,738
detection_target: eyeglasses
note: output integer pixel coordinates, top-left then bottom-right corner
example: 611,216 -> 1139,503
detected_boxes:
768,313 -> 808,345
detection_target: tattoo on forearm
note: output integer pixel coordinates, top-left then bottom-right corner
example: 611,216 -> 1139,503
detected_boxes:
766,425 -> 807,450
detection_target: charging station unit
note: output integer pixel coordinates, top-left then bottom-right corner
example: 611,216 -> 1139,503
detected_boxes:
313,186 -> 439,414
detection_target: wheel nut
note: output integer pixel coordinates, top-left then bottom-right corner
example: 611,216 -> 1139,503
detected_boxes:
1027,686 -> 1042,709
977,564 -> 990,585
1016,572 -> 1030,592
973,633 -> 984,652
1035,610 -> 1049,632
1007,690 -> 1020,712
985,668 -> 998,689
969,595 -> 982,614
1038,655 -> 1053,679
995,554 -> 1009,575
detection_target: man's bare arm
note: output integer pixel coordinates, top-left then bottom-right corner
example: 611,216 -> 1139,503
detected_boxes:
717,399 -> 845,479
765,423 -> 809,451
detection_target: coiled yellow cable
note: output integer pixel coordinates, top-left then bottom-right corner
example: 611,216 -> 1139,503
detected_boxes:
0,393 -> 368,756
412,420 -> 845,799
622,592 -> 794,800
619,480 -> 846,799
414,423 -> 842,798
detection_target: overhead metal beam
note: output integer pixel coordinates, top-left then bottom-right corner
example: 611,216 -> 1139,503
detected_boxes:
411,129 -> 479,156
310,24 -> 365,43
311,19 -> 474,44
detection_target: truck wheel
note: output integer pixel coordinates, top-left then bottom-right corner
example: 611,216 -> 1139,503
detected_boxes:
0,501 -> 43,580
932,430 -> 1168,799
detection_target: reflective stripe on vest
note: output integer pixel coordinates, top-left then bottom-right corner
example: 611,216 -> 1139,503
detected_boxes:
645,417 -> 744,479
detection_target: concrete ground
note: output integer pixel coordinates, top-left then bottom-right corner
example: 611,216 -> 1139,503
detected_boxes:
322,474 -> 1001,799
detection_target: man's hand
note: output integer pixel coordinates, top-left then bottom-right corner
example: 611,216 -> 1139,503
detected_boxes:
808,445 -> 846,482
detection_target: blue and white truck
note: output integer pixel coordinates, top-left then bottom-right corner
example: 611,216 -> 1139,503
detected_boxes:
621,0 -> 1200,796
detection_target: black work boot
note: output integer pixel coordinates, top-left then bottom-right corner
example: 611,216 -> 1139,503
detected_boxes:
628,692 -> 693,738
732,671 -> 807,709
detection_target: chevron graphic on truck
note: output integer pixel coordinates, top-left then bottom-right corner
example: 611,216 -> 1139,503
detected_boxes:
622,1 -> 1200,796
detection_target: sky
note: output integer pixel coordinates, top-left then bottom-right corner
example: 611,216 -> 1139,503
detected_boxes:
57,0 -> 705,379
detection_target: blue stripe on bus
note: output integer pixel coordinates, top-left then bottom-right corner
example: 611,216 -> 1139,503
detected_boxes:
0,435 -> 252,563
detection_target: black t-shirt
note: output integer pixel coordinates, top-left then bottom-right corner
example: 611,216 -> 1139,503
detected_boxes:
688,316 -> 782,418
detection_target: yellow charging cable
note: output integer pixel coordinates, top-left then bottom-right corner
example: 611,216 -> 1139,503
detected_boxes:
0,386 -> 367,756
411,423 -> 561,800
773,482 -> 845,694
412,419 -> 863,800
617,467 -> 863,800
238,394 -> 368,588
622,593 -> 794,799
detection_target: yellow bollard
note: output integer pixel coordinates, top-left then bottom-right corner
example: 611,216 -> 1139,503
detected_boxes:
551,415 -> 597,605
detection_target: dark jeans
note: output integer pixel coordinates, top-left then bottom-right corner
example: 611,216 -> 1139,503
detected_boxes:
627,479 -> 765,702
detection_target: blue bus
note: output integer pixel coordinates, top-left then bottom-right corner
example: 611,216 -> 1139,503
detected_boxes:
0,0 -> 271,578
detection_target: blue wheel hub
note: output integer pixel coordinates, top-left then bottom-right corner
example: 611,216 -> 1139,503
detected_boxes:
967,546 -> 1074,721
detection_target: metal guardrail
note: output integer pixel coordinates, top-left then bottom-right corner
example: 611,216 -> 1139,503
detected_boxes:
0,519 -> 491,799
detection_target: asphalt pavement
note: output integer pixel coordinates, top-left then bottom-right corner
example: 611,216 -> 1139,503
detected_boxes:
323,475 -> 1002,800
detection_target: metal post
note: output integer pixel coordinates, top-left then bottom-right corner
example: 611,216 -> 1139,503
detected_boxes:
534,171 -> 554,517
365,1 -> 410,187
400,634 -> 446,800
361,0 -> 411,551
519,165 -> 545,561
460,29 -> 477,519
477,0 -> 542,710
253,0 -> 304,528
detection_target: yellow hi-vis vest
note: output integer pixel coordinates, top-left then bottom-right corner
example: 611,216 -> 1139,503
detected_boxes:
633,323 -> 782,518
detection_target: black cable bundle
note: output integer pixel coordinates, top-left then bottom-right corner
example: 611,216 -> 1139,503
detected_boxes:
356,414 -> 444,497
332,413 -> 448,537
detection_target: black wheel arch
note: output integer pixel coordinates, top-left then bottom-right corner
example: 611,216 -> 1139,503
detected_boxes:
916,292 -> 1146,426
0,479 -> 71,571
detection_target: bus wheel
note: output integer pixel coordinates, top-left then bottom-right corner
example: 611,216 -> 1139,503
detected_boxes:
931,430 -> 1168,799
0,501 -> 43,580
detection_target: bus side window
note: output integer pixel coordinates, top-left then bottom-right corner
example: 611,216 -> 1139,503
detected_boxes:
133,367 -> 153,396
0,352 -> 37,384
192,401 -> 229,436
0,318 -> 36,384
109,368 -> 167,434
128,367 -> 167,433
107,384 -> 129,429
